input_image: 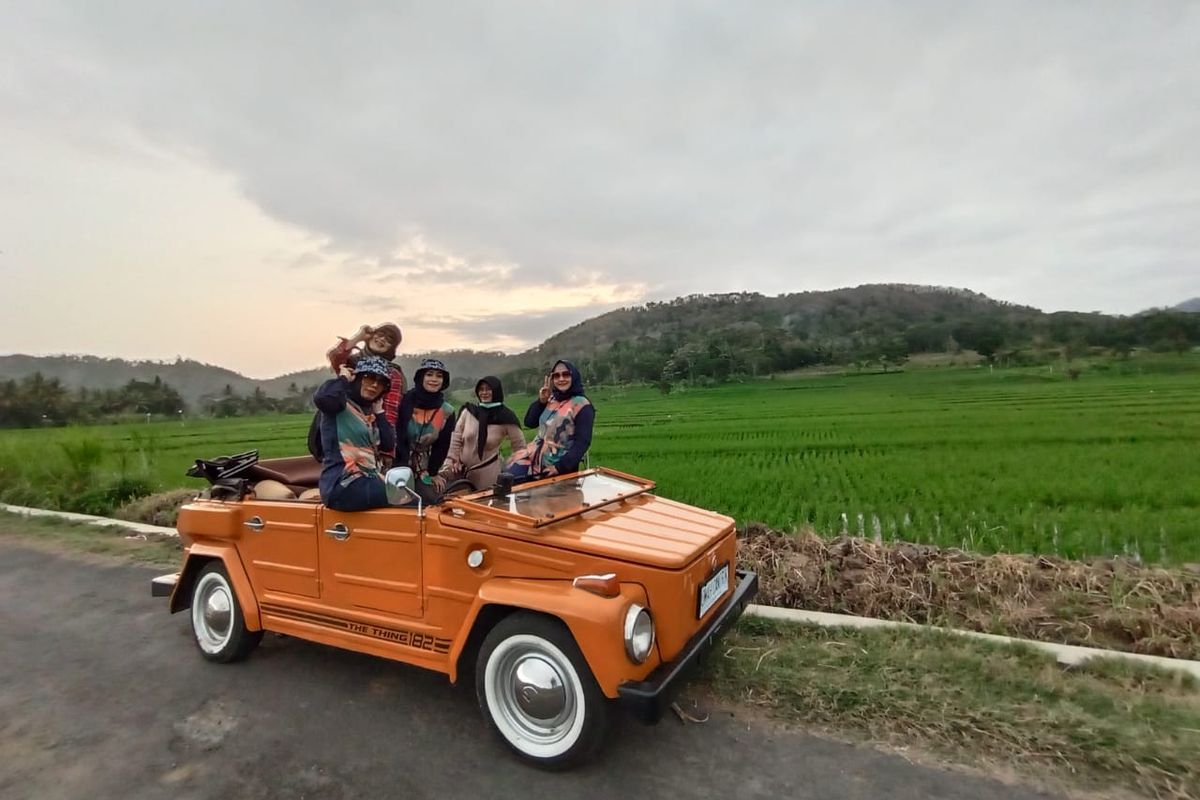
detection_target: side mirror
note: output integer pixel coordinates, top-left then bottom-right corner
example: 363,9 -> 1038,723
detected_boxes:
385,467 -> 423,516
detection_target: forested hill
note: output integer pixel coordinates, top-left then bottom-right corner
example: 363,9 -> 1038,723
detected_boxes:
505,284 -> 1199,390
530,284 -> 1039,361
0,355 -> 251,408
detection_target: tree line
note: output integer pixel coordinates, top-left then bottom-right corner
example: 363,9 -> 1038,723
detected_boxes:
504,306 -> 1200,392
0,374 -> 319,428
203,382 -> 318,418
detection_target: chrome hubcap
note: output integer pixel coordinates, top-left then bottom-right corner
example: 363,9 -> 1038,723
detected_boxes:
192,573 -> 234,654
203,590 -> 232,637
488,639 -> 579,748
512,655 -> 568,721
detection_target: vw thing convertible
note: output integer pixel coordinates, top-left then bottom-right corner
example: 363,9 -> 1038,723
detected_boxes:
152,454 -> 757,768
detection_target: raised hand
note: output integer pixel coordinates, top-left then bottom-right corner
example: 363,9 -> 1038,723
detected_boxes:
538,375 -> 552,404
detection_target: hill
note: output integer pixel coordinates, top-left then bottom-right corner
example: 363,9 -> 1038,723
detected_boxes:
504,283 -> 1198,390
0,350 -> 517,411
258,349 -> 516,397
4,284 -> 1198,407
1172,297 -> 1200,313
0,355 -> 253,411
529,284 -> 1043,361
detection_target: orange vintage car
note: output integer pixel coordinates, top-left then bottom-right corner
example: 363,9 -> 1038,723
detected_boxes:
152,454 -> 757,768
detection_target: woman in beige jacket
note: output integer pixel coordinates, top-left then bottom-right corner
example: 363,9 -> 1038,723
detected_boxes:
439,376 -> 526,490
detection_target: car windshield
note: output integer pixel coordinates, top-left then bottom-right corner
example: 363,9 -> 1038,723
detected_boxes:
458,470 -> 652,525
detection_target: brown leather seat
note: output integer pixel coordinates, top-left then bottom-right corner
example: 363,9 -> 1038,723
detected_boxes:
251,456 -> 322,490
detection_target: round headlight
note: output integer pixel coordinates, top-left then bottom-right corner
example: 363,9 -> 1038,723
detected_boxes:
623,604 -> 655,664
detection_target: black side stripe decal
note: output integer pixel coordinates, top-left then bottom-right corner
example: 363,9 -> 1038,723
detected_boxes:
262,603 -> 451,654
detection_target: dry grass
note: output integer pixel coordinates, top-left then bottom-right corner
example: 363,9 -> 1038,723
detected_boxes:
738,524 -> 1200,659
113,488 -> 198,528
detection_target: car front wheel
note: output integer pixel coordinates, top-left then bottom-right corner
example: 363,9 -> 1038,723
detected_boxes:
190,561 -> 262,663
476,612 -> 610,769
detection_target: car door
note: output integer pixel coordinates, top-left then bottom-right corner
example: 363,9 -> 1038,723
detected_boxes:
317,506 -> 423,618
237,500 -> 320,599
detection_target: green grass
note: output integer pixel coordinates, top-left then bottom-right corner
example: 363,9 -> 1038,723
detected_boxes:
2,354 -> 1199,562
596,358 -> 1200,563
702,616 -> 1200,799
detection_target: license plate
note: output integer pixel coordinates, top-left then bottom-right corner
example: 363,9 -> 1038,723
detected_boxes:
697,563 -> 730,618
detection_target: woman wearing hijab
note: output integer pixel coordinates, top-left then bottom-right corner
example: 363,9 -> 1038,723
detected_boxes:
308,322 -> 406,466
504,359 -> 594,481
312,355 -> 396,511
395,358 -> 456,499
439,376 -> 526,491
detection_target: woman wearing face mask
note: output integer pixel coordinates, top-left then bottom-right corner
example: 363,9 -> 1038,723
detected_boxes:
438,376 -> 526,491
312,355 -> 396,511
504,360 -> 594,482
395,358 -> 456,499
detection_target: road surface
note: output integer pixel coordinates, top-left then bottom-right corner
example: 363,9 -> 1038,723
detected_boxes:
0,541 -> 1060,800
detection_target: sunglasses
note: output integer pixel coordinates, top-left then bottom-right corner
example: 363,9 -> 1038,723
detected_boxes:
550,370 -> 571,379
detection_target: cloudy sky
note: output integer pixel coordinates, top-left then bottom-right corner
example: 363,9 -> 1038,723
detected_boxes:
2,1 -> 1197,377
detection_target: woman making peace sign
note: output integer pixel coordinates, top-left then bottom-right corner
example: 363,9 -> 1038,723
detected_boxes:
504,359 -> 594,482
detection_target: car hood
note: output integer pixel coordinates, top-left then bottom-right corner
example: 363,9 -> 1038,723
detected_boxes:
440,492 -> 735,570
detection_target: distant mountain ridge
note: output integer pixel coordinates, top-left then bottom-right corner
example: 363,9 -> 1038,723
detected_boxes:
0,355 -> 253,411
0,351 -> 518,411
1172,297 -> 1200,313
262,349 -> 517,397
3,284 -> 1196,408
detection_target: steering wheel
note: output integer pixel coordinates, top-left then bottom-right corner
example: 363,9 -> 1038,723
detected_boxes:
434,478 -> 477,504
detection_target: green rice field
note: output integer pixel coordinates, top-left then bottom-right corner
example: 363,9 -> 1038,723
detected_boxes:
2,357 -> 1199,563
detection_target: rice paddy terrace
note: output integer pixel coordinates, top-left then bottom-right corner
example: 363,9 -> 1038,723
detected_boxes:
599,364 -> 1200,563
2,358 -> 1198,563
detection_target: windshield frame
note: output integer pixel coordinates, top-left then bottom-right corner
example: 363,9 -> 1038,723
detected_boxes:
446,467 -> 656,528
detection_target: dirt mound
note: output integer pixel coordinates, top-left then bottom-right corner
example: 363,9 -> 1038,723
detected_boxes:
114,489 -> 199,528
738,523 -> 1200,659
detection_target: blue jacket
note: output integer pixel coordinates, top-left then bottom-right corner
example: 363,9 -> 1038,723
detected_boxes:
313,378 -> 395,500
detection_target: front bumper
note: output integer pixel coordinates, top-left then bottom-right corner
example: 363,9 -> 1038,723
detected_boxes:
150,573 -> 179,598
617,569 -> 758,723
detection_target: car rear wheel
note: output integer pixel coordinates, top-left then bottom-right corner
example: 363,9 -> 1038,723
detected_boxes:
475,612 -> 609,769
190,561 -> 262,663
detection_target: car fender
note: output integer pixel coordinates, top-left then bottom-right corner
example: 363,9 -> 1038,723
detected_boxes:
449,578 -> 655,698
169,543 -> 262,631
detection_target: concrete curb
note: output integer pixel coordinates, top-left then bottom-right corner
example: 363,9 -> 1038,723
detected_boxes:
4,503 -> 1199,680
0,503 -> 180,537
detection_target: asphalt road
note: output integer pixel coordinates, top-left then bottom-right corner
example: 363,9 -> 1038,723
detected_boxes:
0,541 -> 1062,800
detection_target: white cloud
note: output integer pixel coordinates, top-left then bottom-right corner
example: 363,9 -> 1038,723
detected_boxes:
1,1 -> 1197,374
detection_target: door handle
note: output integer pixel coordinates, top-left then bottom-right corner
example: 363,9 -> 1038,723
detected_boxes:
243,516 -> 265,532
324,522 -> 350,541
